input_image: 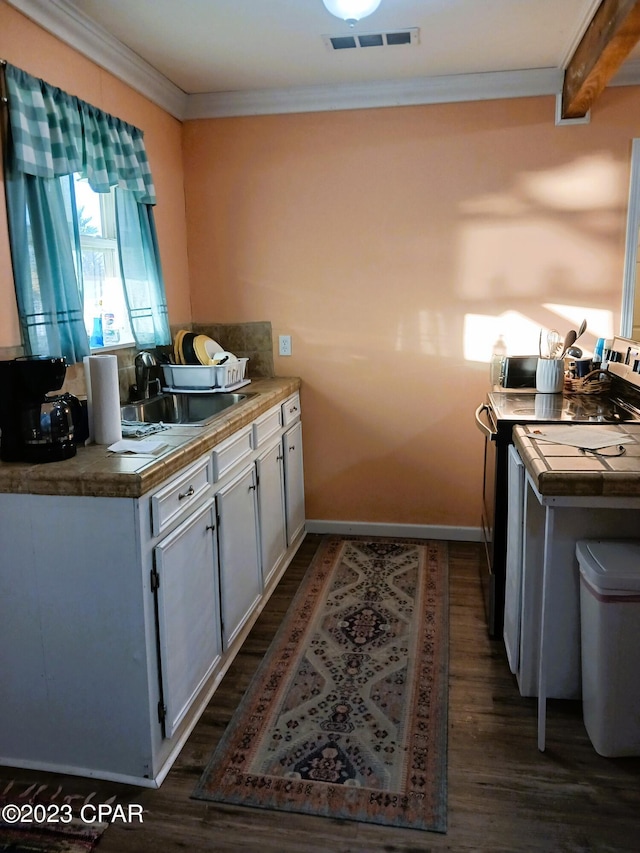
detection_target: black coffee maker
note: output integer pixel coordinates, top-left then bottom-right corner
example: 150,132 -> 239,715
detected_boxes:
0,357 -> 77,463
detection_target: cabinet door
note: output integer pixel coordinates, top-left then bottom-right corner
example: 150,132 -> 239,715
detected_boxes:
216,464 -> 262,649
154,499 -> 221,738
256,441 -> 287,586
283,421 -> 305,546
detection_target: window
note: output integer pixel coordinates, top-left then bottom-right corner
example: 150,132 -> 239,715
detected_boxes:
73,176 -> 135,349
3,62 -> 170,363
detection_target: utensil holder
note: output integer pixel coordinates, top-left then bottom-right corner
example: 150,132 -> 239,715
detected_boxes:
536,358 -> 564,393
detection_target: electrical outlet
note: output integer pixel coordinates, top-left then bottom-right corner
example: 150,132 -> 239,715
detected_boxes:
279,335 -> 292,356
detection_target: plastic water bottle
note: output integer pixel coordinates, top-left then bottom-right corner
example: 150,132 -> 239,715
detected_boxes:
89,300 -> 104,347
89,314 -> 104,348
490,334 -> 507,387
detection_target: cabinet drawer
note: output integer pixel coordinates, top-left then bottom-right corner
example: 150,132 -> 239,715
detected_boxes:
150,456 -> 212,537
252,404 -> 282,448
282,392 -> 301,426
211,425 -> 253,481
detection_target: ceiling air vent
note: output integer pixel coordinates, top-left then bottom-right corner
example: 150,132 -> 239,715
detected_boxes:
323,28 -> 419,51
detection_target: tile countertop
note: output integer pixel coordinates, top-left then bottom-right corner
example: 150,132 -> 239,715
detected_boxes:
512,422 -> 640,498
0,377 -> 301,499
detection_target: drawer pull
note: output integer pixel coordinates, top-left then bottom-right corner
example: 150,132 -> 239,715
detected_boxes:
289,445 -> 296,451
248,484 -> 257,492
178,485 -> 195,500
206,524 -> 215,531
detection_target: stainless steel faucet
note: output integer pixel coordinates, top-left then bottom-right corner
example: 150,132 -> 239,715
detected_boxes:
134,351 -> 158,399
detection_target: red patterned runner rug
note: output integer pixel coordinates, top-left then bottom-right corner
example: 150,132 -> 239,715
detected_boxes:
193,536 -> 449,832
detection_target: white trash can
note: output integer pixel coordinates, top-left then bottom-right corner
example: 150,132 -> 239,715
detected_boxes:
576,539 -> 640,757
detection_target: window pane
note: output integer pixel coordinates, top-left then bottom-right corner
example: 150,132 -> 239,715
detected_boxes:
73,175 -> 134,349
74,177 -> 105,237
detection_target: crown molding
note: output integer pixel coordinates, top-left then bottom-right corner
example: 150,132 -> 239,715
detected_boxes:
185,68 -> 564,119
11,0 -> 626,121
6,0 -> 188,119
611,58 -> 640,88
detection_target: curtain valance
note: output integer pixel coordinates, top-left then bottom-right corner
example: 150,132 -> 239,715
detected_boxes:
5,64 -> 156,204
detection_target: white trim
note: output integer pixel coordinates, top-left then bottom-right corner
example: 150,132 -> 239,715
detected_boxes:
554,93 -> 590,126
611,58 -> 640,88
305,519 -> 482,542
620,137 -> 640,338
8,0 -> 566,119
184,68 -> 563,119
6,0 -> 188,120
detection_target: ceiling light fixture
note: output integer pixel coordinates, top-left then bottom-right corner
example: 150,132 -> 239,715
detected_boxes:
322,0 -> 382,27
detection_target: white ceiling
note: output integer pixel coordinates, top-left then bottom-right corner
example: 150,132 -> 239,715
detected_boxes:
10,0 -> 640,120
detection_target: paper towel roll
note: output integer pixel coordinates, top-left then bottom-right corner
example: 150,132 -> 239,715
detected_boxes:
87,355 -> 122,445
83,356 -> 94,443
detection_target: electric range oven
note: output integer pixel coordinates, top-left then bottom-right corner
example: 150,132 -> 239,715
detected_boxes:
474,380 -> 640,639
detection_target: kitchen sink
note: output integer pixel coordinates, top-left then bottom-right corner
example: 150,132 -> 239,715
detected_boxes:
120,391 -> 255,426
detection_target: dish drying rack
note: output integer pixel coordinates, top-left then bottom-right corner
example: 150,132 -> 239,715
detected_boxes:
162,358 -> 250,392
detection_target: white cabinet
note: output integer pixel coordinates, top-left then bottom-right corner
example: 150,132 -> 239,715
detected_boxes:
256,439 -> 287,586
216,463 -> 262,649
153,499 -> 221,738
283,419 -> 305,546
0,385 -> 305,787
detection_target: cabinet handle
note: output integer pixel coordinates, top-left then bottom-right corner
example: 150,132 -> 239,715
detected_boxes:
178,485 -> 195,500
289,445 -> 296,451
248,484 -> 257,492
206,524 -> 215,531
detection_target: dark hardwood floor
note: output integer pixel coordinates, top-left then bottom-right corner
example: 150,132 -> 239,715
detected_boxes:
2,534 -> 639,852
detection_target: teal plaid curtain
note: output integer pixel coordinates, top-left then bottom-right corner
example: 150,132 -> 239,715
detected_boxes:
6,66 -> 156,202
2,63 -> 169,361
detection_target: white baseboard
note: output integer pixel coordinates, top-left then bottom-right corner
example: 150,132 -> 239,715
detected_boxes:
305,520 -> 482,542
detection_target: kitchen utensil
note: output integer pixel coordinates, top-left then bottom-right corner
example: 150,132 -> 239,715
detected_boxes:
547,330 -> 561,358
575,318 -> 587,343
560,329 -> 577,359
566,346 -> 583,358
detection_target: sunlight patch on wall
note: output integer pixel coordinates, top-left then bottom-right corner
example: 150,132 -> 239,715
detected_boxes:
542,304 -> 614,341
463,306 -> 613,364
517,154 -> 625,212
464,311 -> 542,362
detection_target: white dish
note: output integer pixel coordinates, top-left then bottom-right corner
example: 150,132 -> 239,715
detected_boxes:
203,340 -> 225,362
211,350 -> 238,364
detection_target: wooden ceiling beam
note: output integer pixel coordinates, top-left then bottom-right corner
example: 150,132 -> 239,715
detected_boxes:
562,0 -> 640,119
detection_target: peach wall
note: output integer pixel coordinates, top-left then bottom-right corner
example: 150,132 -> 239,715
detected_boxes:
3,0 -> 640,531
183,92 -> 640,529
0,0 -> 192,349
